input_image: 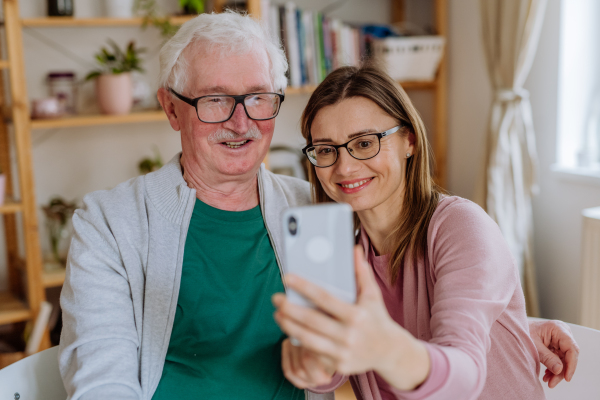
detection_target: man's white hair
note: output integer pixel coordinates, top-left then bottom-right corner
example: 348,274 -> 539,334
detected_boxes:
159,11 -> 288,93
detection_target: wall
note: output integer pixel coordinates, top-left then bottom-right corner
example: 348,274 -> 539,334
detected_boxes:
0,0 -> 392,290
447,0 -> 600,323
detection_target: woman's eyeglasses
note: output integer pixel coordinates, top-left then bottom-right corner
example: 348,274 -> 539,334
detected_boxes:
302,125 -> 403,168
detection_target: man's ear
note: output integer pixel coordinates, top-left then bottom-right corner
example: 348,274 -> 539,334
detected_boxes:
157,87 -> 181,131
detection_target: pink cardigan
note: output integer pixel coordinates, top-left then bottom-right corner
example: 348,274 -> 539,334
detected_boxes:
312,197 -> 545,400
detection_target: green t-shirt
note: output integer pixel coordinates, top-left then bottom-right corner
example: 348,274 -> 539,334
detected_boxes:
152,199 -> 303,400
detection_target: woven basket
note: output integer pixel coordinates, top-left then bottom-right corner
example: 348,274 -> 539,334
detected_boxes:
371,36 -> 445,81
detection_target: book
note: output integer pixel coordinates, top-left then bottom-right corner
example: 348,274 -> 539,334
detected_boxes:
285,2 -> 302,87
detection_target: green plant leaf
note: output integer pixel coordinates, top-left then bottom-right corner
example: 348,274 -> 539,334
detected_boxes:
85,71 -> 102,81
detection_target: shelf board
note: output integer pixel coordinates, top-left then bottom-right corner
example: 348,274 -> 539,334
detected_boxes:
30,110 -> 167,130
285,80 -> 436,96
0,292 -> 31,325
0,201 -> 23,214
21,15 -> 195,28
286,85 -> 318,95
400,80 -> 438,90
27,81 -> 437,130
42,267 -> 66,288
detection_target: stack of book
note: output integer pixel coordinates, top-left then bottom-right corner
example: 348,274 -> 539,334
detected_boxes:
260,1 -> 367,88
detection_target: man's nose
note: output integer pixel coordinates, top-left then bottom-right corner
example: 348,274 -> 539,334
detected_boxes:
222,103 -> 250,134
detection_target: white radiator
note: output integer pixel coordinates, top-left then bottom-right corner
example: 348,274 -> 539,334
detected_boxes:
580,207 -> 600,329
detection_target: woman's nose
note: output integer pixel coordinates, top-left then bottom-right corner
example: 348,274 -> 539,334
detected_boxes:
334,147 -> 361,175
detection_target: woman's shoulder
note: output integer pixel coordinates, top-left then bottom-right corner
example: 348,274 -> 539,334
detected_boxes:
430,196 -> 495,234
427,195 -> 507,258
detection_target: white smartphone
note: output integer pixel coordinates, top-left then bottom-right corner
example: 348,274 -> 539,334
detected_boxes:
281,203 -> 356,308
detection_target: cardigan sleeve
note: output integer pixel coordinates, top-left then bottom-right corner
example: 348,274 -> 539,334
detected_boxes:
58,196 -> 142,400
411,199 -> 518,400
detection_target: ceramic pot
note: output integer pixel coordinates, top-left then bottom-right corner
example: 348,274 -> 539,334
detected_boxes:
104,0 -> 134,18
0,174 -> 5,206
96,73 -> 133,115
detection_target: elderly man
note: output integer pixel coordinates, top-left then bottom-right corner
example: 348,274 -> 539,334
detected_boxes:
59,11 -> 577,400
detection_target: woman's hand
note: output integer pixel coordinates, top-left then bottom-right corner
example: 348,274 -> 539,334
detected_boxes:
280,338 -> 335,388
272,246 -> 430,391
529,319 -> 580,388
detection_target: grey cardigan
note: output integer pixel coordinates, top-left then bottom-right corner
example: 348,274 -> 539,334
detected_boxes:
58,154 -> 334,400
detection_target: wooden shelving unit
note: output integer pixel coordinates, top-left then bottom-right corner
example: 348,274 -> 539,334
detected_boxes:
0,0 -> 48,349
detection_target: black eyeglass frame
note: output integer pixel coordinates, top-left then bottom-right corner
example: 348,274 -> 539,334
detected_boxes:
169,88 -> 285,124
302,125 -> 405,168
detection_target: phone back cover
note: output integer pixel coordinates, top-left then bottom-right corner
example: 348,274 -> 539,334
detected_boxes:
282,203 -> 356,307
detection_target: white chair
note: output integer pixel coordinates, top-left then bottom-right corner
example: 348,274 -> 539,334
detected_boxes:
0,346 -> 67,400
531,318 -> 600,400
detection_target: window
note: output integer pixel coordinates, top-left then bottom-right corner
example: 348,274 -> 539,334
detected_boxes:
555,0 -> 600,179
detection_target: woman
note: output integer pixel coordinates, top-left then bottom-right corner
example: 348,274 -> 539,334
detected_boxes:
272,65 -> 553,399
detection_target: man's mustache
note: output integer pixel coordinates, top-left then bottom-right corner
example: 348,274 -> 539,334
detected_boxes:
208,126 -> 263,143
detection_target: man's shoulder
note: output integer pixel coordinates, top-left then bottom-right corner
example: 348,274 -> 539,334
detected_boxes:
77,175 -> 147,223
262,169 -> 311,207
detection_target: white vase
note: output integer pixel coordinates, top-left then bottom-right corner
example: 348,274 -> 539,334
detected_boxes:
95,73 -> 133,115
0,174 -> 5,206
104,0 -> 134,18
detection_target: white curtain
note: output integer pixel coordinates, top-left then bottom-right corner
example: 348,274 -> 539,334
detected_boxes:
479,0 -> 548,316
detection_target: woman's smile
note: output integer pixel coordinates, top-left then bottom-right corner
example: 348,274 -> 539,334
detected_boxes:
337,177 -> 375,193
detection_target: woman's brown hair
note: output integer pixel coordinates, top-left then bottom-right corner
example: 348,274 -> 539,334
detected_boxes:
300,64 -> 444,284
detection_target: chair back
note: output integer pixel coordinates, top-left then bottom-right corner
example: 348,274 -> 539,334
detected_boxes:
536,320 -> 600,399
0,346 -> 66,400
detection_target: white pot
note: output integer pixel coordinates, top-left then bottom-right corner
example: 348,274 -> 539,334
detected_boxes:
104,0 -> 134,18
0,174 -> 5,206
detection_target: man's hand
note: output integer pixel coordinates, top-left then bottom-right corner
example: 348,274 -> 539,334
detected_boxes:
529,319 -> 580,388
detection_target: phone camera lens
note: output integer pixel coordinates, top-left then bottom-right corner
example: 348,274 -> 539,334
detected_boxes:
288,216 -> 297,236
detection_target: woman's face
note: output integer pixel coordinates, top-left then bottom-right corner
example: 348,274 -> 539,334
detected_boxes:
311,97 -> 414,213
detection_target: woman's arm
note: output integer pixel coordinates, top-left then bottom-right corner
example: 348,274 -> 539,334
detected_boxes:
273,246 -> 431,392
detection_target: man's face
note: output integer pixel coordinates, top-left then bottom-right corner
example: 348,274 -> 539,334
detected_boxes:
175,45 -> 276,179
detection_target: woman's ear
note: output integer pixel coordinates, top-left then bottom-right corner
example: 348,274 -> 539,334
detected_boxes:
408,131 -> 416,146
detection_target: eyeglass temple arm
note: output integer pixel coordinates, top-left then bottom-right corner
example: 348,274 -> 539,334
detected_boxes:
169,88 -> 196,107
380,125 -> 403,137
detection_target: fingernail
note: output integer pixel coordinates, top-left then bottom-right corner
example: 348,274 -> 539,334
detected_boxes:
552,363 -> 562,374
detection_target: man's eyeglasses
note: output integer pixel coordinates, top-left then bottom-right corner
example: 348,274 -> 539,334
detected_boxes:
302,125 -> 404,168
169,88 -> 285,123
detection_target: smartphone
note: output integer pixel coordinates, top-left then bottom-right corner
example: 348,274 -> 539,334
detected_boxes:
281,203 -> 356,308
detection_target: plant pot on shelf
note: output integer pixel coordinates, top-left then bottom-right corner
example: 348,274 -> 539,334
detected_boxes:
95,73 -> 133,115
0,173 -> 5,206
104,0 -> 134,18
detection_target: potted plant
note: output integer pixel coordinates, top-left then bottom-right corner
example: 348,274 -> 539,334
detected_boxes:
0,166 -> 5,206
42,197 -> 77,267
135,0 -> 179,38
138,148 -> 164,174
86,40 -> 146,115
180,0 -> 205,15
